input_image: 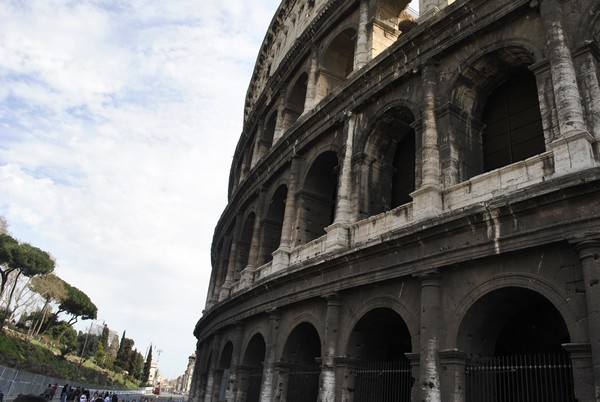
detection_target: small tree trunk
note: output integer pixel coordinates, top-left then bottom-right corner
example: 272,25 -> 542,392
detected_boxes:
0,270 -> 21,330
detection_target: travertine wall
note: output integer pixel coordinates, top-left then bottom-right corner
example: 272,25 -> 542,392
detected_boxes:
193,0 -> 600,401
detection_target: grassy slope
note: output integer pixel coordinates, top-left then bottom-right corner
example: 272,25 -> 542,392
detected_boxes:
0,331 -> 137,388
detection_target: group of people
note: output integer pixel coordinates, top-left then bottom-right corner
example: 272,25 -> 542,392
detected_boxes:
40,384 -> 122,402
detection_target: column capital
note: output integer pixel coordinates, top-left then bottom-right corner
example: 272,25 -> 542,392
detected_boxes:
267,308 -> 281,321
324,292 -> 342,306
415,270 -> 442,286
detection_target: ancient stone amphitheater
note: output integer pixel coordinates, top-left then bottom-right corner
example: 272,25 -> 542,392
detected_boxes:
191,0 -> 600,401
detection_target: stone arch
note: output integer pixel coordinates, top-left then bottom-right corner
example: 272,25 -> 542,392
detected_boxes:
236,211 -> 256,277
295,150 -> 340,244
218,340 -> 234,369
283,72 -> 309,131
240,332 -> 267,402
374,0 -> 413,29
279,321 -> 322,402
452,279 -> 580,401
447,273 -> 587,350
260,184 -> 288,264
345,307 -> 412,359
318,26 -> 357,97
449,44 -> 547,177
260,110 -> 278,156
342,300 -> 416,402
356,104 -> 416,218
340,296 -> 418,353
213,341 -> 234,402
451,44 -> 539,117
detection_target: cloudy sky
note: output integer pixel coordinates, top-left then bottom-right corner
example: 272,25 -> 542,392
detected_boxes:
0,0 -> 280,379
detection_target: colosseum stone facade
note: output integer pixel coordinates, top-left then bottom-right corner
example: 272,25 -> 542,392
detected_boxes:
191,0 -> 600,401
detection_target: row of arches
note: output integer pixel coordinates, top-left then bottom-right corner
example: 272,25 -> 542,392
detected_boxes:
237,0 -> 419,184
211,58 -> 548,301
198,286 -> 574,402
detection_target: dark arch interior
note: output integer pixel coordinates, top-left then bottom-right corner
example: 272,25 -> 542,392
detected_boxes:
281,323 -> 321,402
347,308 -> 413,402
218,341 -> 233,369
241,334 -> 266,402
458,287 -> 570,356
243,333 -> 266,367
362,108 -> 415,217
285,73 -> 308,128
347,307 -> 412,361
481,70 -> 545,172
236,213 -> 255,275
281,322 -> 321,366
261,185 -> 287,264
298,151 -> 339,244
323,28 -> 356,79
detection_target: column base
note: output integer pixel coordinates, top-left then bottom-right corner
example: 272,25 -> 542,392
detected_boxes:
411,185 -> 443,221
550,131 -> 597,175
325,222 -> 350,251
271,247 -> 291,273
563,343 -> 596,402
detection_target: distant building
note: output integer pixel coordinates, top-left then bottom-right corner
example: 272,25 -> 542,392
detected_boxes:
180,354 -> 196,394
192,0 -> 600,401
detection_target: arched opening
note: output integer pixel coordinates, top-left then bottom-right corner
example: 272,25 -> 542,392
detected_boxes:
261,185 -> 287,264
240,334 -> 266,402
280,322 -> 321,402
236,213 -> 255,277
257,112 -> 277,161
346,308 -> 413,402
318,28 -> 356,97
296,151 -> 339,244
391,132 -> 416,208
481,70 -> 545,172
359,107 -> 415,218
283,73 -> 308,130
457,287 -> 574,401
216,342 -> 234,402
451,46 -> 542,181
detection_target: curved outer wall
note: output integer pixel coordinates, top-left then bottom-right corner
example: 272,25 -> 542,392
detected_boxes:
192,0 -> 600,401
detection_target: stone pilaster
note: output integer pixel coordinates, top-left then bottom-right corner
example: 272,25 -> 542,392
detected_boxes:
319,294 -> 341,402
226,323 -> 244,402
204,334 -> 222,402
439,349 -> 468,402
305,47 -> 319,112
273,90 -> 288,144
417,271 -> 442,402
573,240 -> 600,400
219,213 -> 243,301
563,343 -> 596,402
539,0 -> 595,173
405,352 -> 421,402
354,0 -> 369,70
260,310 -> 281,402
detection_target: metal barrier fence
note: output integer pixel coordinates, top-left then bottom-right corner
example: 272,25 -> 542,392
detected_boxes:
466,353 -> 575,402
285,365 -> 320,402
353,359 -> 412,402
0,365 -> 185,402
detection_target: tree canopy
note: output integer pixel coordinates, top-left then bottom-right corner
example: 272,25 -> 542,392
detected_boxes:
58,284 -> 98,325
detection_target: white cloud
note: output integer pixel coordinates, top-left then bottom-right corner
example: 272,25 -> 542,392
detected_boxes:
0,0 -> 280,379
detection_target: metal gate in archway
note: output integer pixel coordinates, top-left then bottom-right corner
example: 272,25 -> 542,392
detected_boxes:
466,354 -> 575,402
245,369 -> 263,402
285,365 -> 320,402
353,359 -> 412,402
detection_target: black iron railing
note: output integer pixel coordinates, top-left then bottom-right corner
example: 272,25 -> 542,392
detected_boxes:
353,359 -> 412,402
466,354 -> 575,402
